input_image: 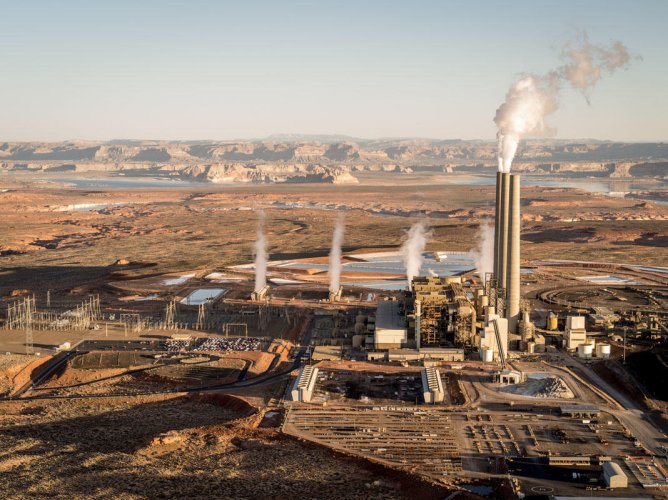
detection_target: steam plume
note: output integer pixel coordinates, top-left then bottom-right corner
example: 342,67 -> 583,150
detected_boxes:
470,221 -> 494,278
401,221 -> 431,286
328,214 -> 345,293
495,34 -> 632,173
254,210 -> 267,293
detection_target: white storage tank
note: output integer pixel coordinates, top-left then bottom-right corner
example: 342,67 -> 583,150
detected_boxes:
481,347 -> 494,363
527,341 -> 535,354
596,343 -> 611,359
577,343 -> 594,359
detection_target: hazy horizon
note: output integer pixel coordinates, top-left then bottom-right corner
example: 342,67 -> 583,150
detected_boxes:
1,135 -> 666,144
1,0 -> 666,142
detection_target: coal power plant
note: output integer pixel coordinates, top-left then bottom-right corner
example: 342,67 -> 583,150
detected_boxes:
4,12 -> 668,498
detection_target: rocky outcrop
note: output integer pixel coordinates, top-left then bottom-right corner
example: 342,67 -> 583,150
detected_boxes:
182,163 -> 359,184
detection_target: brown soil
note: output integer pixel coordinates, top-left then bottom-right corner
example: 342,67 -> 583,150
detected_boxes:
0,393 -> 459,499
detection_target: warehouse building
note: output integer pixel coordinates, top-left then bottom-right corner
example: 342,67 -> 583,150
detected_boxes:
602,461 -> 628,489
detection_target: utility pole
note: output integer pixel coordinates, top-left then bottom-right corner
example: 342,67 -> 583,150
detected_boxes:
623,327 -> 627,364
25,296 -> 34,355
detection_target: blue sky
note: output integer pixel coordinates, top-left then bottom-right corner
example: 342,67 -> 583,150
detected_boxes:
0,0 -> 665,141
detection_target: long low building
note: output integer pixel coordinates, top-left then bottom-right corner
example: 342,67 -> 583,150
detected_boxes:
290,365 -> 319,402
421,367 -> 445,403
388,347 -> 464,362
559,404 -> 600,418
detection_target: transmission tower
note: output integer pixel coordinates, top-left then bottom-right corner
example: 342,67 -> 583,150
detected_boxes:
25,296 -> 34,355
164,299 -> 177,330
196,303 -> 206,330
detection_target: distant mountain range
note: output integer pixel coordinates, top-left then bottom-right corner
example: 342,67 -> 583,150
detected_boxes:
1,138 -> 666,163
0,139 -> 665,183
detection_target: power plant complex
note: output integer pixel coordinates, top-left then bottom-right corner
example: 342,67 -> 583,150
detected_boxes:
368,171 -> 534,366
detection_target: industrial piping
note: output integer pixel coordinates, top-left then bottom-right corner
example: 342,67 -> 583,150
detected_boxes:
506,174 -> 521,334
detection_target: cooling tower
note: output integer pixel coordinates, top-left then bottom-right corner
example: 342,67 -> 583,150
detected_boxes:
506,174 -> 520,334
497,173 -> 510,289
493,171 -> 502,279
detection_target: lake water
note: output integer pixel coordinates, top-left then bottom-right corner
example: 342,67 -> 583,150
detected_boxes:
39,177 -> 202,189
447,175 -> 665,196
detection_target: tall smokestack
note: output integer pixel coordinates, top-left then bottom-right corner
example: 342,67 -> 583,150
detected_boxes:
493,171 -> 502,279
497,173 -> 510,292
506,174 -> 521,334
328,214 -> 345,301
254,210 -> 268,293
401,221 -> 430,287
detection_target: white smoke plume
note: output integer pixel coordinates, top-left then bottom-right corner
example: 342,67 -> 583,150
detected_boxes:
495,34 -> 632,173
401,221 -> 431,286
328,214 -> 345,294
470,221 -> 494,279
253,210 -> 267,293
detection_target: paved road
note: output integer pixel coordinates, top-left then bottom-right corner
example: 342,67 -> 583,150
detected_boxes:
569,355 -> 667,456
1,348 -> 302,402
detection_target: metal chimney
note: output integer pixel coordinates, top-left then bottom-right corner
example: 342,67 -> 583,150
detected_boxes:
506,174 -> 521,334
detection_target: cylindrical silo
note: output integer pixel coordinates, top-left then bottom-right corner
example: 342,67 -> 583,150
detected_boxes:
596,344 -> 611,359
482,347 -> 494,363
577,343 -> 594,359
547,312 -> 558,331
506,174 -> 521,334
479,295 -> 489,316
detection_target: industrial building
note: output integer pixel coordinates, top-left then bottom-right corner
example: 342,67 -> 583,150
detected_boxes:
602,461 -> 629,489
250,285 -> 269,301
409,276 -> 476,348
565,316 -> 587,350
374,299 -> 407,349
421,367 -> 445,403
479,311 -> 508,363
559,404 -> 600,418
290,365 -> 319,402
387,347 -> 464,362
311,345 -> 343,361
496,369 -> 523,384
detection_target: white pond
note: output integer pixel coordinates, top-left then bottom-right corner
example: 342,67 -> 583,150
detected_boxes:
180,288 -> 227,305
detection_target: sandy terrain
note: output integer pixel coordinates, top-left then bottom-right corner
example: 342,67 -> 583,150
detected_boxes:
0,393 -> 453,499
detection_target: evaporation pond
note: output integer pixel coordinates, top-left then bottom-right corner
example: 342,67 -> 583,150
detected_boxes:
180,288 -> 227,305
